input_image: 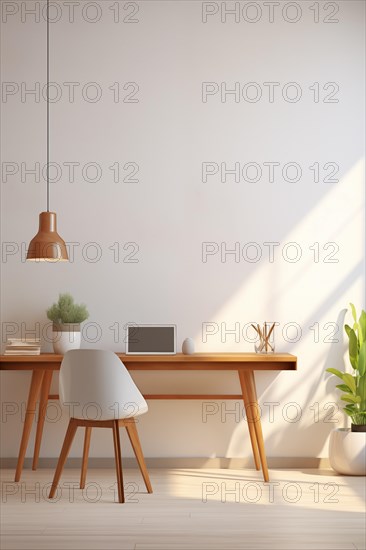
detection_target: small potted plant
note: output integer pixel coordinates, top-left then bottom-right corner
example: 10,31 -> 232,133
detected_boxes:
47,293 -> 89,355
326,303 -> 366,475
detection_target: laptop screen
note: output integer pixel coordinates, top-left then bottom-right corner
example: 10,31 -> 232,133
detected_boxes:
127,325 -> 176,354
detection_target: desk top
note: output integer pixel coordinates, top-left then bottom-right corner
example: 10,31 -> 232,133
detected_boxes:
0,352 -> 297,371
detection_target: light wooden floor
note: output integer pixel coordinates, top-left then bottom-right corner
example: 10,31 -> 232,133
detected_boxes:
1,468 -> 365,550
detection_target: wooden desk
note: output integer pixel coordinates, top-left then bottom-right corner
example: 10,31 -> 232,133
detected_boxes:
0,352 -> 297,483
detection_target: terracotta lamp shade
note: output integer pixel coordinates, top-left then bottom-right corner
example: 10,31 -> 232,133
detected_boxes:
26,212 -> 68,261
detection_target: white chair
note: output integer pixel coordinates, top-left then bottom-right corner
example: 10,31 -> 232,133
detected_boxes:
49,349 -> 152,503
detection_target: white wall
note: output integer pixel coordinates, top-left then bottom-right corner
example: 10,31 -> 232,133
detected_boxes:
0,0 -> 365,460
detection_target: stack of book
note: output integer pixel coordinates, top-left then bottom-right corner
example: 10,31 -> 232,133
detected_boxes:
4,338 -> 41,355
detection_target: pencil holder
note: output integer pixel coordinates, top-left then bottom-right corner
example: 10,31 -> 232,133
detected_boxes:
253,323 -> 275,354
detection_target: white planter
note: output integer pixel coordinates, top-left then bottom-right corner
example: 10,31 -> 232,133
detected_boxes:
329,428 -> 366,475
52,324 -> 81,355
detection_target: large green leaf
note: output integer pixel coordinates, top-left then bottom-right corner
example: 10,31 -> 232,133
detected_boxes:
345,324 -> 352,338
342,373 -> 356,394
326,368 -> 344,380
357,373 -> 366,405
358,341 -> 366,376
349,329 -> 358,369
341,394 -> 361,403
359,310 -> 366,342
336,383 -> 352,393
358,326 -> 364,347
350,303 -> 357,323
343,407 -> 355,417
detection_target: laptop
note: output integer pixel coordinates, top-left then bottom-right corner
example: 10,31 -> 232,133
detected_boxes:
125,324 -> 177,355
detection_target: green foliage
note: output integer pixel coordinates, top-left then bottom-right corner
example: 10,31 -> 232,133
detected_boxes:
358,341 -> 366,376
348,329 -> 358,369
326,304 -> 366,425
47,293 -> 89,325
327,367 -> 343,380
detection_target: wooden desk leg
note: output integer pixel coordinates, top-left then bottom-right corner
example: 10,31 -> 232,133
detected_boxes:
242,370 -> 269,482
14,369 -> 44,482
32,370 -> 53,470
238,370 -> 260,471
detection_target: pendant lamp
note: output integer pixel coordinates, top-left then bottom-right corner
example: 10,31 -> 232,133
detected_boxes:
27,0 -> 68,262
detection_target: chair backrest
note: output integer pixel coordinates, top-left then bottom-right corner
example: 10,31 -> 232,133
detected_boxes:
59,349 -> 148,421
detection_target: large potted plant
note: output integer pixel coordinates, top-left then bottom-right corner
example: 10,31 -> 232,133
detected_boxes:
326,303 -> 366,475
47,293 -> 89,355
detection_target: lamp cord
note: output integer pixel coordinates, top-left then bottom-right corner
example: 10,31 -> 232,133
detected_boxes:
46,0 -> 50,212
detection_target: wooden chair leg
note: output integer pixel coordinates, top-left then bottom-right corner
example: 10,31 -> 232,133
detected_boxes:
33,370 -> 53,470
80,427 -> 92,489
238,370 -> 261,471
125,419 -> 153,493
112,420 -> 124,503
49,419 -> 78,498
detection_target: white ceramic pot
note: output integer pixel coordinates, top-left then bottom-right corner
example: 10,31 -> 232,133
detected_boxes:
329,428 -> 366,475
52,324 -> 81,355
182,337 -> 195,355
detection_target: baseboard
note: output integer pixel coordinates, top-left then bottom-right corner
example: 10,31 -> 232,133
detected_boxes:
0,457 -> 331,469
